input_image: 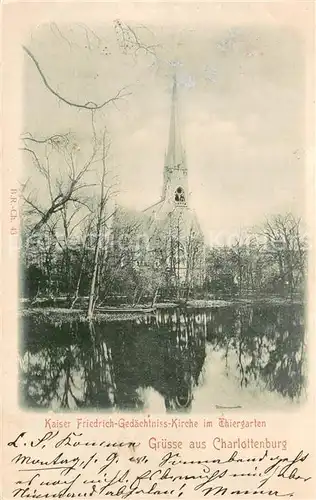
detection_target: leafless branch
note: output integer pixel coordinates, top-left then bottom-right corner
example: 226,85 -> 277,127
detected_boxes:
21,147 -> 42,172
76,23 -> 102,50
50,23 -> 73,49
113,19 -> 160,63
23,45 -> 132,110
22,132 -> 73,152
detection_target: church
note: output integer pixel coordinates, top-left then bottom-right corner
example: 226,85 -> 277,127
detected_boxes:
110,76 -> 205,301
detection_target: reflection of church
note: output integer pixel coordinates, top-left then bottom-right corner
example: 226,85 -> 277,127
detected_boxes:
105,310 -> 207,412
152,309 -> 207,411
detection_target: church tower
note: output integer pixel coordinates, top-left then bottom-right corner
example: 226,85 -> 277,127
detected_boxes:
141,73 -> 205,297
162,76 -> 188,207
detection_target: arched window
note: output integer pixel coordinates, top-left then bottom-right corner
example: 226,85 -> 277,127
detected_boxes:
175,186 -> 185,203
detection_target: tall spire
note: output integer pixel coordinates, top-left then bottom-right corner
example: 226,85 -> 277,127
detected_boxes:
162,74 -> 188,203
165,75 -> 185,169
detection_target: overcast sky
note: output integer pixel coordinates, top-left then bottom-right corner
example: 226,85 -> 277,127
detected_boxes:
24,12 -> 307,244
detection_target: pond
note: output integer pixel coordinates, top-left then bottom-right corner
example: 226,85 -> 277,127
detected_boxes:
19,304 -> 306,413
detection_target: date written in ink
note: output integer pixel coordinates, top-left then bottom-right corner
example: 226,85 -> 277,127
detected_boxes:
9,189 -> 18,235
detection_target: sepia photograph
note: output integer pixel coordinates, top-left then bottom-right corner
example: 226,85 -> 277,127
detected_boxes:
19,12 -> 307,414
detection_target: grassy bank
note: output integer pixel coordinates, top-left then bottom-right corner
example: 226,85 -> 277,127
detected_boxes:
19,307 -> 150,323
19,295 -> 304,325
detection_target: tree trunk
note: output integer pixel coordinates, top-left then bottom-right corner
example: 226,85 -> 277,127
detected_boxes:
87,229 -> 102,319
71,234 -> 89,309
87,131 -> 108,320
151,287 -> 159,307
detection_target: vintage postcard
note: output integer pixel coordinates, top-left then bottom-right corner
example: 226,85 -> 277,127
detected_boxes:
1,1 -> 315,498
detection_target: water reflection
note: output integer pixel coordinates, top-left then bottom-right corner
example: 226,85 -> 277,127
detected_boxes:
20,305 -> 306,412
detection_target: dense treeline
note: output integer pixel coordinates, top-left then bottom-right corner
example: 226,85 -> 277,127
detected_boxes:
205,213 -> 306,300
21,211 -> 306,305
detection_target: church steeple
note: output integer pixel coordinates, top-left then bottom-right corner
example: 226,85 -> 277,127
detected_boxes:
166,75 -> 185,169
162,75 -> 188,206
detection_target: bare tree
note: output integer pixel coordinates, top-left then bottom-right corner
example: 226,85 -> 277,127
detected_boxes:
59,201 -> 92,298
87,132 -> 117,318
21,125 -> 96,236
184,226 -> 204,300
70,215 -> 94,308
261,213 -> 306,297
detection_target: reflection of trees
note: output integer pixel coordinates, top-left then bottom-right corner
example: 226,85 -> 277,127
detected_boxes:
20,304 -> 305,410
80,322 -> 116,408
21,319 -> 91,409
208,304 -> 305,399
21,310 -> 206,411
261,307 -> 305,399
21,343 -> 83,409
105,321 -> 145,411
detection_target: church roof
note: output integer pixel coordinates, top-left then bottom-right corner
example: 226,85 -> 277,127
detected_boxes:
142,199 -> 164,214
142,198 -> 202,235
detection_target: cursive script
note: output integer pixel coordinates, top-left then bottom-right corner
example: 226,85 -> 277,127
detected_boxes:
6,431 -> 312,498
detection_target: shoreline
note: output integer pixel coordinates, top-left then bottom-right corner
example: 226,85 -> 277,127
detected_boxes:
19,296 -> 304,323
